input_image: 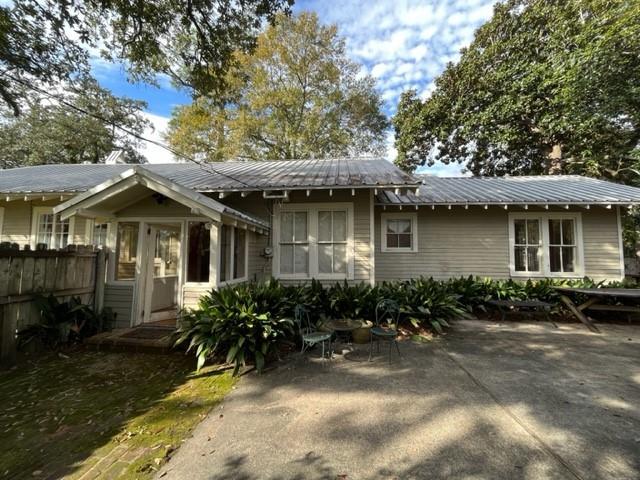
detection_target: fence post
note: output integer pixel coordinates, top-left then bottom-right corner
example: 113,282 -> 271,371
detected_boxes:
0,305 -> 17,368
94,249 -> 106,313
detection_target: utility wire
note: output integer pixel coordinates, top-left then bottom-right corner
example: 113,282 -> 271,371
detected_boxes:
1,72 -> 254,188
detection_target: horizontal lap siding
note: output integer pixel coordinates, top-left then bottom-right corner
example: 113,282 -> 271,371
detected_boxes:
104,283 -> 134,328
582,209 -> 622,281
182,285 -> 212,310
375,206 -> 622,282
376,208 -> 509,281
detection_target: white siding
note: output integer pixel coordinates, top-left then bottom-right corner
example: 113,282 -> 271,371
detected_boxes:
104,283 -> 134,328
375,206 -> 623,282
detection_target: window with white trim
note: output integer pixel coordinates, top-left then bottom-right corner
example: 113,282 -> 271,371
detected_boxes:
219,224 -> 248,283
32,207 -> 73,249
276,204 -> 353,279
381,212 -> 418,252
92,222 -> 109,246
509,213 -> 583,277
0,206 -> 4,241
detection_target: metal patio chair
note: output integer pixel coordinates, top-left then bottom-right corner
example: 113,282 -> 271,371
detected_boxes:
295,305 -> 333,362
369,299 -> 401,363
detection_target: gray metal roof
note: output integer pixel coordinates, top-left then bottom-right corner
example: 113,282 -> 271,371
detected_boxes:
376,175 -> 640,206
0,158 -> 419,194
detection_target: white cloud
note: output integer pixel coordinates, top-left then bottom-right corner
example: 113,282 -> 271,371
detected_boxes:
139,112 -> 175,163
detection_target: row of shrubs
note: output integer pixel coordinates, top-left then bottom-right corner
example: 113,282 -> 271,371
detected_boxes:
175,276 -> 635,375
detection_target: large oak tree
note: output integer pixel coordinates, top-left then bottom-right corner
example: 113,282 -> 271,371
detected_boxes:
166,12 -> 389,161
393,0 -> 640,183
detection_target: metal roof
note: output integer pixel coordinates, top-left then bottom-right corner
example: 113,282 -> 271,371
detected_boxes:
0,158 -> 419,194
376,175 -> 640,206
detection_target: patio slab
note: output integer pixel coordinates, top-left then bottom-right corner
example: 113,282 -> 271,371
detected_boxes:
158,320 -> 640,480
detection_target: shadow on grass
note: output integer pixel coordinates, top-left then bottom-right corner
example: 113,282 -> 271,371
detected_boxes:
0,348 -> 233,479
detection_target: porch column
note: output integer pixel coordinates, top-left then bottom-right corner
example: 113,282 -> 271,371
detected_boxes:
209,222 -> 220,287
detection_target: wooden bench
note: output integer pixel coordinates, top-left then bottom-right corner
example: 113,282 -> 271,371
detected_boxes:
487,299 -> 553,322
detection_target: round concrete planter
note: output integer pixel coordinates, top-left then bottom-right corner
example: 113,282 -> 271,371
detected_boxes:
352,320 -> 373,344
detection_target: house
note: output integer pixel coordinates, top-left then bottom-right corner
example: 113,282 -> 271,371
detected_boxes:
1,158 -> 640,329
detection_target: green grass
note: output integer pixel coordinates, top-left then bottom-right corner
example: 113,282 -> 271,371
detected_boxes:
0,349 -> 235,479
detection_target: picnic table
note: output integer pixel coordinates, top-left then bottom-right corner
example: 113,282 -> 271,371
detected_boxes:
555,287 -> 640,333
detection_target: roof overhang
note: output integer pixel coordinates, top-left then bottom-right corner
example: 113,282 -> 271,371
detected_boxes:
53,167 -> 269,234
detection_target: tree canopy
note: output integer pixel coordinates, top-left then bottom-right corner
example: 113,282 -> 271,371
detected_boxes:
393,0 -> 640,183
0,0 -> 292,115
166,12 -> 389,161
0,78 -> 150,168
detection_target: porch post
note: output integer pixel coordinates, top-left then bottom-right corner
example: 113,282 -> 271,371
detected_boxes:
209,222 -> 220,288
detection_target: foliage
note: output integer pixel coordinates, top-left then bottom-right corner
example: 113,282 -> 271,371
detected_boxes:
1,0 -> 292,115
393,0 -> 640,184
175,285 -> 295,375
17,294 -> 114,349
0,78 -> 150,168
166,12 -> 389,161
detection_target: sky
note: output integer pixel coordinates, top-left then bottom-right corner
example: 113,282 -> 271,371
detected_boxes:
94,0 -> 497,175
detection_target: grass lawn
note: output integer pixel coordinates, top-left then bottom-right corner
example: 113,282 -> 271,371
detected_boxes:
0,349 -> 235,479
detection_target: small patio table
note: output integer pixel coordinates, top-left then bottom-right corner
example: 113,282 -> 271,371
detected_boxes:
554,287 -> 640,333
324,319 -> 363,344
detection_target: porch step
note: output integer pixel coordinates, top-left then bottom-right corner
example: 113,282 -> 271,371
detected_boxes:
86,327 -> 177,354
150,308 -> 178,323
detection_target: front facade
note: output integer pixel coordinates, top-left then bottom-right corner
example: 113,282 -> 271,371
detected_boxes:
0,159 -> 638,329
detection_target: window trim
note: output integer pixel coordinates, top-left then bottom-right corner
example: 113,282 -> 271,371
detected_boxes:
0,206 -> 4,241
273,202 -> 354,281
30,206 -> 75,249
508,212 -> 584,278
218,223 -> 249,286
380,212 -> 418,253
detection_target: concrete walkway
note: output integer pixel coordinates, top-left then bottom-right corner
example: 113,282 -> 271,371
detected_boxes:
158,321 -> 640,480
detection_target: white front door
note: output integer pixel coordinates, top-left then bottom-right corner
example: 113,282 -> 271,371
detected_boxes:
139,223 -> 182,324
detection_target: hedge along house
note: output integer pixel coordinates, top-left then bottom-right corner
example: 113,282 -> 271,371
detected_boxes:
1,158 -> 640,329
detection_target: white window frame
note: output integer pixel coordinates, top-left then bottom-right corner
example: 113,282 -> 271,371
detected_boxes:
380,212 -> 418,253
274,202 -> 354,280
30,206 -> 75,249
86,219 -> 110,247
508,212 -> 584,278
218,224 -> 249,286
0,206 -> 4,241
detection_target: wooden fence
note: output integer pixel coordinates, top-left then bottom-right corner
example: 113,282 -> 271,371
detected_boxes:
0,245 -> 106,367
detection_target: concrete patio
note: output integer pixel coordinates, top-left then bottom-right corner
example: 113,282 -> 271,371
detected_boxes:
158,320 -> 640,480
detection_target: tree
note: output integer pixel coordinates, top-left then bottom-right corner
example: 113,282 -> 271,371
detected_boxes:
166,12 -> 389,161
393,0 -> 640,183
0,0 -> 293,115
0,78 -> 150,168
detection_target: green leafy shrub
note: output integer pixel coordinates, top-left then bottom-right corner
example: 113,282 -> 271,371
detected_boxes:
175,284 -> 295,375
17,295 -> 114,349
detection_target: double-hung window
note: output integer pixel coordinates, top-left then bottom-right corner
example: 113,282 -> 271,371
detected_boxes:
381,212 -> 418,252
276,203 -> 353,279
509,213 -> 583,277
31,207 -> 74,249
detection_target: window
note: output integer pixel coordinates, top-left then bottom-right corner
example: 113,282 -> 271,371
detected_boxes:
219,224 -> 248,283
32,207 -> 74,249
279,211 -> 309,275
509,213 -> 583,277
318,210 -> 347,274
186,222 -> 211,283
92,222 -> 109,246
276,203 -> 353,279
513,219 -> 541,273
0,206 -> 4,240
381,213 -> 418,252
115,222 -> 139,281
549,218 -> 576,273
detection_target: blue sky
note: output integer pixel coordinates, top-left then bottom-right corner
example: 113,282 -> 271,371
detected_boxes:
93,0 -> 496,173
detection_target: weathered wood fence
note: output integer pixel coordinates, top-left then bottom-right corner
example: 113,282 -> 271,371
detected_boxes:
0,245 -> 106,367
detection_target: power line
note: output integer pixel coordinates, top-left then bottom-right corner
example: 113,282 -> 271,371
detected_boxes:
0,72 -> 253,188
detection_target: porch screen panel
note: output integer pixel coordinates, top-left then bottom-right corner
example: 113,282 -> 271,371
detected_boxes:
115,222 -> 139,280
279,212 -> 308,275
187,222 -> 210,283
